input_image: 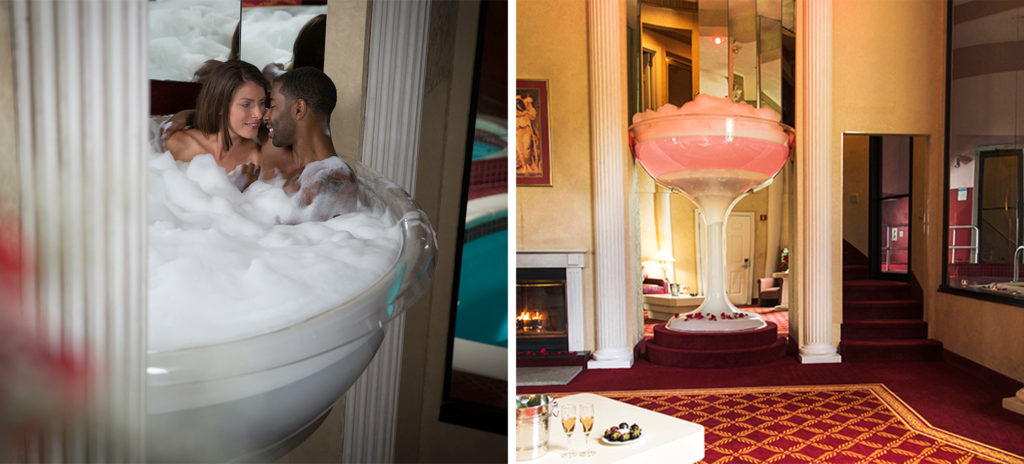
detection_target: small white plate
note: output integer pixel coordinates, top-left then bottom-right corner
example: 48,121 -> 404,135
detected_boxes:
600,433 -> 643,446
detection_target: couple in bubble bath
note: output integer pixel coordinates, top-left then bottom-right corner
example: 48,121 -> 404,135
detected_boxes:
162,60 -> 357,220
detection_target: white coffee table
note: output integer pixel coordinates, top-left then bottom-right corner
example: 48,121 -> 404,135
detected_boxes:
643,294 -> 705,321
522,392 -> 704,463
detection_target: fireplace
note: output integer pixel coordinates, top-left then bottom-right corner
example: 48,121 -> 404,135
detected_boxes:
516,268 -> 569,352
515,250 -> 585,353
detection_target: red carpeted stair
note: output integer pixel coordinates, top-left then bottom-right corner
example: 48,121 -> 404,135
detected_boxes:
839,241 -> 942,362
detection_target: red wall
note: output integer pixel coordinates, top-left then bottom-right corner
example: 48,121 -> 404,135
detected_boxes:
948,187 -> 975,263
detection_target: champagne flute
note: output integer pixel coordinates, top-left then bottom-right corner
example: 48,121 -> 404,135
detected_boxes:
578,403 -> 595,457
551,402 -> 577,458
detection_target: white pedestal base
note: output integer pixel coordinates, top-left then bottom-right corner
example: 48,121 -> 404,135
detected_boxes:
1003,388 -> 1024,415
666,310 -> 768,332
587,349 -> 634,369
799,344 -> 842,364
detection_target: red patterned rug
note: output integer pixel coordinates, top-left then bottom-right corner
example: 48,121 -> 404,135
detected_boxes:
559,384 -> 1023,464
645,307 -> 789,338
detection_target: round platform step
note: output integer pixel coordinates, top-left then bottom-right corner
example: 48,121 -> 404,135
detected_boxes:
645,322 -> 788,368
652,322 -> 780,350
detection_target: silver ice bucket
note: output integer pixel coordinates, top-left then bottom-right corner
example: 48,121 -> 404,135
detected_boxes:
515,394 -> 552,460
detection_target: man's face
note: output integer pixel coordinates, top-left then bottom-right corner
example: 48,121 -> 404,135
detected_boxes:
265,82 -> 296,147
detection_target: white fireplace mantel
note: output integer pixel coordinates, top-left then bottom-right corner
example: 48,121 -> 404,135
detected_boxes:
517,250 -> 586,352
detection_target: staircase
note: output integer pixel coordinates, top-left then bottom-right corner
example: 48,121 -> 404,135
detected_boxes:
839,241 -> 942,362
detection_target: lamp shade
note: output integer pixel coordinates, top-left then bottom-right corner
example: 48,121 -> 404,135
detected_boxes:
654,249 -> 675,263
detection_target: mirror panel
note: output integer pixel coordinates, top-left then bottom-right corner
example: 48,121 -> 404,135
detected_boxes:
239,4 -> 328,75
944,3 -> 1024,302
698,0 -> 729,98
148,0 -> 240,82
756,0 -> 782,112
439,1 -> 507,434
728,0 -> 756,104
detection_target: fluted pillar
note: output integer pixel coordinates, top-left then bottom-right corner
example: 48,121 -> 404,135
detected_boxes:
654,185 -> 675,282
342,1 -> 430,462
796,0 -> 841,363
764,172 -> 784,277
586,0 -> 633,370
8,0 -> 148,461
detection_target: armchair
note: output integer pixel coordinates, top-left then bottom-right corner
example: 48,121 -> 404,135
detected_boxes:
643,277 -> 670,295
758,277 -> 782,306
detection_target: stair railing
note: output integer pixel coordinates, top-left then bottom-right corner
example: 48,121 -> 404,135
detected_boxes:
948,225 -> 979,264
1014,245 -> 1024,282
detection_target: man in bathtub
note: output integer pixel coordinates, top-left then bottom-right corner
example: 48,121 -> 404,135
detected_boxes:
259,67 -> 359,221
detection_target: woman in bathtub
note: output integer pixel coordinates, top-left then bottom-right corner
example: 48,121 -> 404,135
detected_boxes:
164,60 -> 268,191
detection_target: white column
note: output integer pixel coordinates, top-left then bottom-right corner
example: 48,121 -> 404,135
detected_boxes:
764,171 -> 784,277
586,0 -> 633,370
342,1 -> 430,462
10,0 -> 148,461
654,185 -> 675,282
797,0 -> 841,364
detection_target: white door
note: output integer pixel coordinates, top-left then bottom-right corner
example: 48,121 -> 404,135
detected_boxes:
695,211 -> 755,304
725,212 -> 755,304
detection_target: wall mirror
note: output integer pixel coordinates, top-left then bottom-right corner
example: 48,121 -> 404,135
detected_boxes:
148,0 -> 240,82
439,1 -> 508,435
632,0 -> 794,312
943,2 -> 1024,305
239,3 -> 327,76
147,0 -> 327,115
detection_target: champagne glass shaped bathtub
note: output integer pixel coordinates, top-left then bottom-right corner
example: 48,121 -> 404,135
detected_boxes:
145,158 -> 437,462
630,95 -> 792,332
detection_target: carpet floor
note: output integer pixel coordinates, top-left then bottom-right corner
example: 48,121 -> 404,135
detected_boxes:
558,384 -> 1021,464
517,353 -> 1024,458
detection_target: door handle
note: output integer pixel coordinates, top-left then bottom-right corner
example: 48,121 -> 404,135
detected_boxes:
743,258 -> 750,268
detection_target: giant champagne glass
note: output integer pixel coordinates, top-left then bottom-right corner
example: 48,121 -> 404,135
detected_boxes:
630,94 -> 793,332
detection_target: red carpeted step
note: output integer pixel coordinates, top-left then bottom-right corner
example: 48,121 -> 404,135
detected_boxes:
843,299 -> 922,320
841,319 -> 928,340
839,339 -> 943,362
652,323 -> 780,350
645,338 -> 788,369
843,264 -> 869,281
843,280 -> 914,301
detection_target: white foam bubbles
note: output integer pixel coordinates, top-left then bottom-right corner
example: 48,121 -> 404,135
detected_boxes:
148,0 -> 238,82
240,5 -> 327,72
147,149 -> 401,353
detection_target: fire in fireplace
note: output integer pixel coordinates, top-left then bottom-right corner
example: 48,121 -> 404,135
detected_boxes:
516,268 -> 569,352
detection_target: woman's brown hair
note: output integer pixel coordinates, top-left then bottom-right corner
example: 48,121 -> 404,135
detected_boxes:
193,60 -> 268,152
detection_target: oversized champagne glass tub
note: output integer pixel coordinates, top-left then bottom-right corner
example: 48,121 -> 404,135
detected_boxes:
630,94 -> 792,332
145,156 -> 436,462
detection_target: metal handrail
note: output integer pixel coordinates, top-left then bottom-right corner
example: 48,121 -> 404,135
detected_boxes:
882,224 -> 910,271
948,225 -> 979,264
1015,246 -> 1024,282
